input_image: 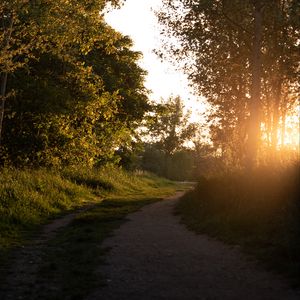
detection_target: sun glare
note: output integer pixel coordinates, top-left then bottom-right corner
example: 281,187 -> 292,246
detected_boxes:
282,114 -> 300,150
262,108 -> 299,152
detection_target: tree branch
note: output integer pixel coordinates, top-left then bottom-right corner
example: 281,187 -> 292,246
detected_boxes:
221,0 -> 251,36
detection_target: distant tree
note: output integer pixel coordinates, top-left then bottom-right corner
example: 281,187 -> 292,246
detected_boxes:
141,143 -> 165,176
147,96 -> 197,155
145,96 -> 197,177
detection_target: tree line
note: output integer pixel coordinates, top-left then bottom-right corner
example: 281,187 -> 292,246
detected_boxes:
157,0 -> 299,168
0,0 -> 208,180
1,0 -> 298,177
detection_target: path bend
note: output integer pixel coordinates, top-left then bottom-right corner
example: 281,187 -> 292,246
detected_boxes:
86,191 -> 299,300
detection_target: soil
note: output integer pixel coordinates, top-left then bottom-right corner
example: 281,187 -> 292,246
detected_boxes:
1,191 -> 299,300
86,191 -> 300,300
0,204 -> 95,300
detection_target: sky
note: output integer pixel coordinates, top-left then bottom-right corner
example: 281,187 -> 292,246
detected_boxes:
105,0 -> 299,149
105,0 -> 207,122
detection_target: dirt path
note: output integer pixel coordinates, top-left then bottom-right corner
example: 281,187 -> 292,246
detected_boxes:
86,191 -> 299,300
0,204 -> 96,300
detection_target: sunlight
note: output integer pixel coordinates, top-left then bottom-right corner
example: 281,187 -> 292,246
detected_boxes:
105,0 -> 209,130
281,113 -> 299,150
278,102 -> 300,151
261,104 -> 299,154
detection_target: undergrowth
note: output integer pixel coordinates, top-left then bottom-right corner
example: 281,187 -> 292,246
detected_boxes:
176,163 -> 300,286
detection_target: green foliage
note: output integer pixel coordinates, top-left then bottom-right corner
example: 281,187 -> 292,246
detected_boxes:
157,0 -> 300,167
141,144 -> 199,181
146,96 -> 197,156
1,0 -> 149,167
177,163 -> 300,285
0,166 -> 175,252
86,34 -> 150,125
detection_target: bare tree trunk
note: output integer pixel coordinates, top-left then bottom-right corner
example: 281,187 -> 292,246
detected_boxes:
246,2 -> 263,169
270,0 -> 285,156
266,95 -> 271,148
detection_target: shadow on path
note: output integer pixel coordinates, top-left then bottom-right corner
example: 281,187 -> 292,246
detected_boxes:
86,192 -> 299,300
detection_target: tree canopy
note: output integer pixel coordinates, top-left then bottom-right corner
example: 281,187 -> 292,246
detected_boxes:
157,0 -> 300,168
0,0 -> 151,167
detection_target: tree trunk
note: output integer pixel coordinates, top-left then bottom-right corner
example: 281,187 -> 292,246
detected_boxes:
265,93 -> 272,148
280,107 -> 286,148
271,80 -> 282,153
164,152 -> 171,179
0,72 -> 8,146
0,13 -> 14,146
246,2 -> 263,169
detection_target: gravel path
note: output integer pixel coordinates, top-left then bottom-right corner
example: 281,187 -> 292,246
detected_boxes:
86,191 -> 299,300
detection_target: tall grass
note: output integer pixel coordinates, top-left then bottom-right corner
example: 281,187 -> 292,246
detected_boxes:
177,163 -> 300,285
0,166 -> 175,251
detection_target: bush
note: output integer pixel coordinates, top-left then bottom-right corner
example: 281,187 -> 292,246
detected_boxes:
177,163 -> 300,285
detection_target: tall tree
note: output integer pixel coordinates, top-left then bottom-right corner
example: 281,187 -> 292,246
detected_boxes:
0,0 -> 40,145
157,0 -> 299,168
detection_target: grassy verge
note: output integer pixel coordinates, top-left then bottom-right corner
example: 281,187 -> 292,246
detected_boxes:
0,166 -> 176,260
1,166 -> 183,299
176,163 -> 300,287
36,179 -> 191,300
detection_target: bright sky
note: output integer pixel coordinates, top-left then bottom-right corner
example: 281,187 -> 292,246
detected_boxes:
106,0 -> 299,149
105,0 -> 207,122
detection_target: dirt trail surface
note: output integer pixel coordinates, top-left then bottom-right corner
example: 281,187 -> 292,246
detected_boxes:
86,191 -> 299,300
0,204 -> 95,300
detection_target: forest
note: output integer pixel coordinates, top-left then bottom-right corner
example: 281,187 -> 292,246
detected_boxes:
0,0 -> 299,298
1,0 -> 299,174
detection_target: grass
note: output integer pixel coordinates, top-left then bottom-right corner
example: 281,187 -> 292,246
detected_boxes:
176,163 -> 300,287
0,166 -> 176,259
0,166 -> 181,299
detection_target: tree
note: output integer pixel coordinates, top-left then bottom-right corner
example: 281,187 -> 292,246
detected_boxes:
0,0 -> 42,145
261,0 -> 299,156
85,34 -> 150,127
157,0 -> 299,168
147,96 -> 197,155
0,0 -> 152,167
0,0 -> 125,147
145,96 -> 197,177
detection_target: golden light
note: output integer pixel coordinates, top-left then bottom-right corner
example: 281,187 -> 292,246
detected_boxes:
279,100 -> 299,151
281,113 -> 299,150
261,103 -> 299,161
